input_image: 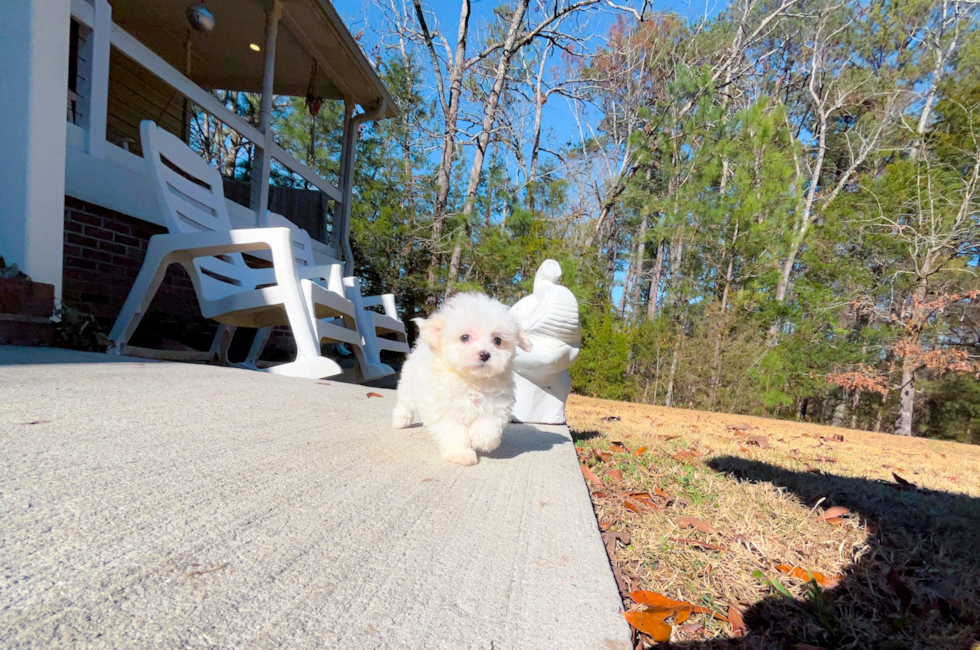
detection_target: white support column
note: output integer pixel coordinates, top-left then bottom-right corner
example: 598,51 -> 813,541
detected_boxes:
335,100 -> 356,271
77,0 -> 111,159
0,0 -> 71,301
249,0 -> 282,224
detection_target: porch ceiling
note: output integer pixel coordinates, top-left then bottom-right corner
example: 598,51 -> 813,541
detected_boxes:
108,0 -> 397,119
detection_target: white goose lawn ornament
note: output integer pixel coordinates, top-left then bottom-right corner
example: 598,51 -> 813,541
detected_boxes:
510,259 -> 581,424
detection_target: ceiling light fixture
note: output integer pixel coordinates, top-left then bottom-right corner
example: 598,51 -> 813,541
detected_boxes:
249,43 -> 261,52
185,1 -> 215,33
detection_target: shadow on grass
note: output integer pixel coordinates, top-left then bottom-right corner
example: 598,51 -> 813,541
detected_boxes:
571,429 -> 603,443
662,457 -> 980,650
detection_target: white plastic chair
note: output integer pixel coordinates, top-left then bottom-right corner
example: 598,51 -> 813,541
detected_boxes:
239,212 -> 403,381
106,120 -> 355,380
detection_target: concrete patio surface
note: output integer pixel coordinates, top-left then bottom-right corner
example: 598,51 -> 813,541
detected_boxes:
0,346 -> 631,649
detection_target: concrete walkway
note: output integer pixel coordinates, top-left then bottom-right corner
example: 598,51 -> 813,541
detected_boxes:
0,346 -> 630,649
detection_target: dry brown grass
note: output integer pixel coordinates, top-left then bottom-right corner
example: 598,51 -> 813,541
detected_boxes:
567,395 -> 980,650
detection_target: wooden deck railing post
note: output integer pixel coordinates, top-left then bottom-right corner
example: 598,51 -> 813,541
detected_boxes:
249,0 -> 282,224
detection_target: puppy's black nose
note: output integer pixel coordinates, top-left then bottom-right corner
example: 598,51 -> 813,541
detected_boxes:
478,351 -> 491,362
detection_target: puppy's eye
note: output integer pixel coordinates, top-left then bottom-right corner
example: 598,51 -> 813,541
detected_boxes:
460,334 -> 470,342
493,337 -> 502,346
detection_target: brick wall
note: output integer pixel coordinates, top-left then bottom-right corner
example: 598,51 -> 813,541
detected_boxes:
62,197 -> 295,359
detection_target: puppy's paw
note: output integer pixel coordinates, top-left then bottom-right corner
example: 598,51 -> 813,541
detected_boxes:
469,418 -> 503,453
442,447 -> 478,466
392,403 -> 412,429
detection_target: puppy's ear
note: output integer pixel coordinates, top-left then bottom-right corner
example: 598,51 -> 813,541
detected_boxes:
414,315 -> 446,349
516,328 -> 533,352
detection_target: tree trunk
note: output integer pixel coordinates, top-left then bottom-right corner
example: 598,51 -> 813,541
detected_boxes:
461,0 -> 530,218
894,356 -> 916,436
665,335 -> 680,408
619,237 -> 636,317
832,392 -> 847,427
709,218 -> 738,410
894,278 -> 929,436
446,240 -> 463,296
646,238 -> 664,320
849,386 -> 861,430
420,0 -> 471,303
630,215 -> 647,322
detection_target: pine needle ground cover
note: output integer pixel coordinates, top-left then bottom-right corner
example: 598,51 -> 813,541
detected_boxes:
567,395 -> 980,649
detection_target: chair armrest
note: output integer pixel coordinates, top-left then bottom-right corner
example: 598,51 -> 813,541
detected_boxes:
147,227 -> 302,297
147,228 -> 293,260
296,264 -> 346,296
361,294 -> 399,319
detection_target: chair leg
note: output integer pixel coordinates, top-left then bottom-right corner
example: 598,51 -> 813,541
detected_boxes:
208,325 -> 236,365
343,277 -> 392,380
263,231 -> 342,379
107,240 -> 171,354
243,326 -> 272,369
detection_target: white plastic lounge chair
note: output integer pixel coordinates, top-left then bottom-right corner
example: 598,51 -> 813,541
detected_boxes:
237,211 -> 403,381
106,120 -> 355,379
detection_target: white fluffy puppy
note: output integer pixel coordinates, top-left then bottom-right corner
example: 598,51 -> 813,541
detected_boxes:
392,292 -> 532,465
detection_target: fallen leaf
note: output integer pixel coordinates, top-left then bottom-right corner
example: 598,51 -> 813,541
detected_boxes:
634,446 -> 648,455
622,610 -> 672,642
634,464 -> 665,479
677,516 -> 715,534
611,562 -> 630,599
822,506 -> 849,520
366,392 -> 383,398
598,521 -> 613,532
610,441 -> 630,453
608,469 -> 625,482
581,464 -> 603,488
623,498 -> 647,514
653,488 -> 672,501
887,568 -> 913,610
316,382 -> 331,386
727,424 -> 755,433
814,456 -> 838,463
672,451 -> 698,463
824,517 -> 843,525
728,606 -> 747,636
594,450 -> 613,463
668,537 -> 730,552
602,415 -> 621,422
421,478 -> 435,483
738,446 -> 751,453
745,435 -> 771,449
629,591 -> 687,608
677,621 -> 703,636
601,530 -> 631,557
776,565 -> 840,589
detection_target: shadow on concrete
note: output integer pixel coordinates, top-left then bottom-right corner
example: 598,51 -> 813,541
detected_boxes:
487,424 -> 570,460
658,456 -> 980,650
0,346 -> 158,366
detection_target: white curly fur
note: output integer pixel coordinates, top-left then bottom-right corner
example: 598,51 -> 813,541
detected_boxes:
392,292 -> 532,465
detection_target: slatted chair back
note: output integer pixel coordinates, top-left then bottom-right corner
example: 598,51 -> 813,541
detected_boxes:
140,120 -> 254,300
